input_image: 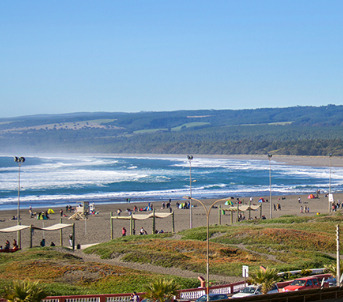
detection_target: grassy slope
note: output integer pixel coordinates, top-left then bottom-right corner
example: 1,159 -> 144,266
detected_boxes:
0,213 -> 341,297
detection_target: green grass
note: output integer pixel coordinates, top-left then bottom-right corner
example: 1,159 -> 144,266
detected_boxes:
0,246 -> 198,296
1,213 -> 341,296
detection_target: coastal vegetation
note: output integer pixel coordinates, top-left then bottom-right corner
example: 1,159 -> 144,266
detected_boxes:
1,105 -> 343,155
247,267 -> 279,294
0,212 -> 341,297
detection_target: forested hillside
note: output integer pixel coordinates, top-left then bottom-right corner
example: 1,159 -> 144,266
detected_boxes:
1,105 -> 342,156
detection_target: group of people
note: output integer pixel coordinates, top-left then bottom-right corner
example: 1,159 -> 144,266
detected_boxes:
39,238 -> 56,247
176,201 -> 190,209
65,205 -> 74,212
0,239 -> 19,251
273,203 -> 282,211
331,201 -> 342,212
300,205 -> 310,213
117,200 -> 175,217
122,226 -> 165,236
36,211 -> 50,220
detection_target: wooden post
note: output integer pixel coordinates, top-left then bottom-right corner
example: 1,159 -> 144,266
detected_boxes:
72,223 -> 75,251
218,205 -> 222,225
172,211 -> 175,233
110,212 -> 113,240
237,204 -> 240,222
130,215 -> 133,235
152,208 -> 156,234
248,199 -> 251,220
60,218 -> 63,246
29,225 -> 33,248
337,225 -> 341,286
260,204 -> 262,219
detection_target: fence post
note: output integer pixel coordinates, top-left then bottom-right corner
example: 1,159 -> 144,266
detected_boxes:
110,212 -> 113,240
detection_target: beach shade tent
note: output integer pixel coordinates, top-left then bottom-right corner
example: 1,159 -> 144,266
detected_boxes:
258,198 -> 265,203
0,223 -> 75,250
225,200 -> 234,206
47,209 -> 55,214
110,210 -> 175,237
308,194 -> 316,199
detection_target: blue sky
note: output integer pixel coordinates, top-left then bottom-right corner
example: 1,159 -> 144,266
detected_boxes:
1,1 -> 342,118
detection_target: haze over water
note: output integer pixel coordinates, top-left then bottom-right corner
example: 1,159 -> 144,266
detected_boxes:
1,155 -> 343,210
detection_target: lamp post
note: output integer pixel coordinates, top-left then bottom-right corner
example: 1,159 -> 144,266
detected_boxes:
329,153 -> 332,213
183,196 -> 229,302
268,154 -> 272,219
14,156 -> 25,247
187,155 -> 193,229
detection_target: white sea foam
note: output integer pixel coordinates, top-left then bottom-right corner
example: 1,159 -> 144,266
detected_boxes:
1,155 -> 343,210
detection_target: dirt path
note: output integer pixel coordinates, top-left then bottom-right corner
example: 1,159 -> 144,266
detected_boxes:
73,249 -> 243,284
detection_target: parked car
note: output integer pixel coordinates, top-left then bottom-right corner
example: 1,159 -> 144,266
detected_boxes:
195,293 -> 229,302
282,276 -> 326,292
231,284 -> 279,298
323,276 -> 337,287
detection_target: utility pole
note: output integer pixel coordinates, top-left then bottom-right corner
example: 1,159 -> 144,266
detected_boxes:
337,224 -> 341,287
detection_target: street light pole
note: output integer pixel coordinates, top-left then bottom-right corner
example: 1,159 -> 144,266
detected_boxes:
183,196 -> 229,302
187,155 -> 193,229
268,154 -> 272,219
14,156 -> 25,247
329,153 -> 332,213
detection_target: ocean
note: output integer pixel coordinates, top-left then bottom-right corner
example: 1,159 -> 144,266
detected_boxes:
1,155 -> 343,210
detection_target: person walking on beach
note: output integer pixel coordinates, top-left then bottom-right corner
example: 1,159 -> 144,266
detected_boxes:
122,227 -> 127,237
300,206 -> 303,213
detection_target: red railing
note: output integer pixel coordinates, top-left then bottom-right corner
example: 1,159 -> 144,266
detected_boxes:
43,281 -> 247,302
42,274 -> 333,302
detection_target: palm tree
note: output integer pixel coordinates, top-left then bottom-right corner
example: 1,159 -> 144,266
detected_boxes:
4,280 -> 47,302
143,278 -> 179,302
248,267 -> 279,294
324,261 -> 343,276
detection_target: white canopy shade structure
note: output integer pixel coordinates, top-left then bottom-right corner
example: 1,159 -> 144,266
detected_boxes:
0,225 -> 30,233
110,210 -> 175,237
222,203 -> 262,223
0,223 -> 75,249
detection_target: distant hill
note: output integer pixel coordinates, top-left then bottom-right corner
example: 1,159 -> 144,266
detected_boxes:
1,104 -> 343,156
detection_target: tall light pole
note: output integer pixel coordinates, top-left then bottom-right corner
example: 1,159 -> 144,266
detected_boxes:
268,154 -> 272,219
187,155 -> 193,229
329,153 -> 333,213
183,196 -> 230,302
14,156 -> 25,247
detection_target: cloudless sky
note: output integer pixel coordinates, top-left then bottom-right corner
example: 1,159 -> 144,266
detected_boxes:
1,0 -> 342,118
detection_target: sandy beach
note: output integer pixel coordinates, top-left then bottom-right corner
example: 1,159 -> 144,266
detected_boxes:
0,192 -> 342,250
0,155 -> 342,250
